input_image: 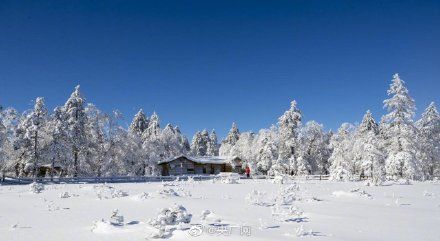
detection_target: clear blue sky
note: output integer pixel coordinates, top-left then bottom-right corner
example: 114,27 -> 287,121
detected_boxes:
0,0 -> 439,138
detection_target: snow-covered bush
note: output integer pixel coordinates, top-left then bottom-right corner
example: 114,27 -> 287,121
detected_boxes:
246,189 -> 272,206
59,192 -> 71,198
272,204 -> 304,222
217,173 -> 240,184
91,209 -> 125,233
397,178 -> 411,185
110,209 -> 124,226
157,188 -> 180,197
148,204 -> 192,239
200,210 -> 222,224
272,175 -> 289,184
332,188 -> 372,199
29,182 -> 44,194
133,192 -> 151,200
111,189 -> 129,198
94,184 -> 128,199
350,188 -> 373,199
274,183 -> 300,205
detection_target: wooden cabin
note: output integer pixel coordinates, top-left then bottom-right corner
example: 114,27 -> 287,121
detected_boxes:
20,163 -> 66,177
158,155 -> 243,176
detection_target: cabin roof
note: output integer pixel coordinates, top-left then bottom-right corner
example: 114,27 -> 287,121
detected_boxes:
158,155 -> 239,165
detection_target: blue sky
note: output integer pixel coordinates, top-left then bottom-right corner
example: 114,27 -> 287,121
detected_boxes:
0,0 -> 439,138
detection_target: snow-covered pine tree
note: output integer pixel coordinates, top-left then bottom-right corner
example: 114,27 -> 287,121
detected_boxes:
190,130 -> 209,156
174,126 -> 190,153
83,104 -> 106,176
44,106 -> 69,179
416,102 -> 440,179
219,122 -> 240,156
353,110 -> 385,184
207,130 -> 219,156
329,123 -> 355,181
0,109 -> 12,180
14,97 -> 48,178
254,127 -> 278,175
142,112 -> 162,175
126,109 -> 149,175
297,121 -> 331,175
161,124 -> 185,159
0,107 -> 18,178
382,74 -> 420,180
200,129 -> 210,155
143,112 -> 160,140
275,100 -> 302,175
63,85 -> 88,177
232,131 -> 255,162
129,109 -> 149,137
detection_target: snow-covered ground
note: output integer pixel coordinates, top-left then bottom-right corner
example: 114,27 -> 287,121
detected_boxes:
0,178 -> 439,241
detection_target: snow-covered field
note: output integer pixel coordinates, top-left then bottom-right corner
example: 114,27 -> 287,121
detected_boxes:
1,178 -> 439,241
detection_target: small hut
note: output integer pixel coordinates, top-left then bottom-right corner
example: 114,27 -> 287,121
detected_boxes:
158,155 -> 243,176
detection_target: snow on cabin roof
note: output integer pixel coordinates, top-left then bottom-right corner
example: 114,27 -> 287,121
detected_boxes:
158,155 -> 239,165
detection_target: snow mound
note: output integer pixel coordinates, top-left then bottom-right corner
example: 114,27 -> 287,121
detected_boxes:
272,175 -> 289,184
94,184 -> 128,199
131,192 -> 152,201
29,182 -> 44,194
59,191 -> 78,198
111,189 -> 129,198
397,179 -> 412,185
217,172 -> 240,184
423,191 -> 434,197
332,188 -> 372,199
186,176 -> 195,184
157,188 -> 180,197
272,205 -> 305,222
148,204 -> 192,239
246,190 -> 273,206
200,210 -> 222,224
274,184 -> 300,205
91,209 -> 125,233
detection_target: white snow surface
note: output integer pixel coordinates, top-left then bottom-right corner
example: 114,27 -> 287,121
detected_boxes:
1,179 -> 439,241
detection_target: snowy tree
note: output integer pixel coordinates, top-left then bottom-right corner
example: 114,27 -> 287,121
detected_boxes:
161,124 -> 188,159
129,109 -> 149,137
353,111 -> 385,184
190,130 -> 209,156
219,122 -> 240,156
416,102 -> 440,178
14,97 -> 49,178
232,131 -> 256,163
44,106 -> 70,179
382,74 -> 420,180
142,112 -> 162,175
329,123 -> 355,181
276,100 -> 302,175
253,127 -> 278,175
63,85 -> 88,177
206,130 -> 219,156
174,126 -> 190,153
297,121 -> 331,175
143,112 -> 160,141
0,110 -> 13,180
0,107 -> 18,178
102,110 -> 135,176
83,104 -> 107,176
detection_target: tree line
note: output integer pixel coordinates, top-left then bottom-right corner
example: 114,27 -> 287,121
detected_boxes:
0,73 -> 439,182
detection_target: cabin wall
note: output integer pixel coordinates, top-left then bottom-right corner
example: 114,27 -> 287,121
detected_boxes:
160,156 -> 244,176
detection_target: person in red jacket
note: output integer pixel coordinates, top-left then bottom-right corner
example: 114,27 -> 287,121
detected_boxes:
245,165 -> 251,178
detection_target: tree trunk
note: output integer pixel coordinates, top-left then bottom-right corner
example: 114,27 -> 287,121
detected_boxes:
33,130 -> 38,181
74,149 -> 79,177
